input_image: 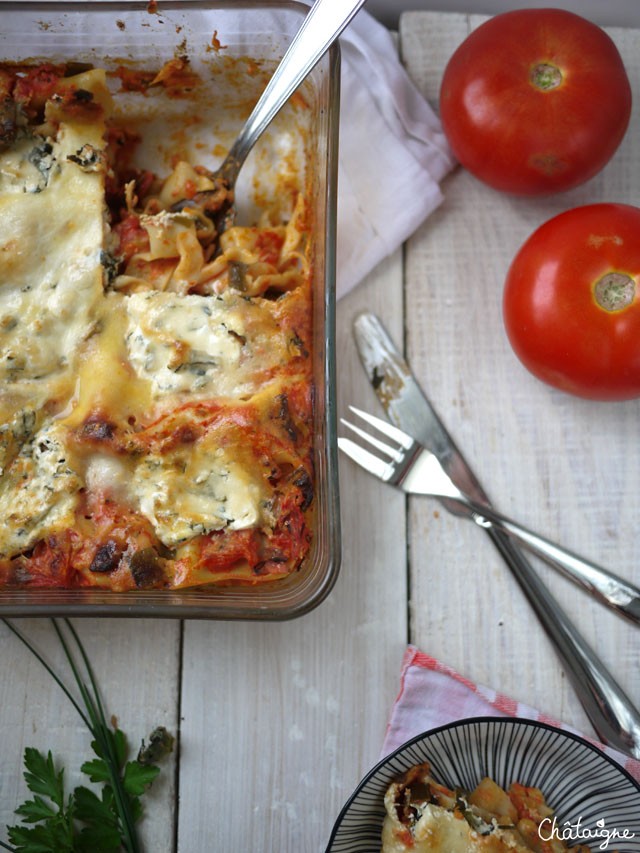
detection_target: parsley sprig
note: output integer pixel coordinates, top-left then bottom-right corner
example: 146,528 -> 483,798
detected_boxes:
1,618 -> 174,853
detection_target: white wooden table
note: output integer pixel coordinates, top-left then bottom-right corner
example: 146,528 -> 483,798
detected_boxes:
1,11 -> 640,851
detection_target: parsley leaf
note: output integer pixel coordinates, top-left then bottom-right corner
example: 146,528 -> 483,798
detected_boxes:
21,749 -> 65,809
6,749 -> 75,853
73,786 -> 122,851
122,762 -> 161,798
7,822 -> 73,853
79,758 -> 111,786
2,619 -> 175,853
14,797 -> 57,824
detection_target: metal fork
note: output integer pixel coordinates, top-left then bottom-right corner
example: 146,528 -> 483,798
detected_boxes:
339,406 -> 640,627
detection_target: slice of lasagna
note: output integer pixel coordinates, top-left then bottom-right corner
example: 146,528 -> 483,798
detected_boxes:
0,61 -> 314,590
382,763 -> 593,852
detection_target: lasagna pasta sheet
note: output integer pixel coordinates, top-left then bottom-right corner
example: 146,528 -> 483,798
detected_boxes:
382,763 -> 593,853
0,59 -> 314,591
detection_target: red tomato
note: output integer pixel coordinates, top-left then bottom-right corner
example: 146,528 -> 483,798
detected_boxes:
503,204 -> 640,401
439,9 -> 632,196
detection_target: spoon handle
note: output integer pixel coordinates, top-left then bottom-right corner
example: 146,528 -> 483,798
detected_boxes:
222,0 -> 366,182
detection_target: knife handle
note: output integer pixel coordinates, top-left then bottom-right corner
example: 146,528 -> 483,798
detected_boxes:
464,498 -> 640,627
486,526 -> 640,758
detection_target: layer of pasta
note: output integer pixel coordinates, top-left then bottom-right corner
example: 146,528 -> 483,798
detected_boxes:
0,61 -> 314,590
382,763 -> 594,853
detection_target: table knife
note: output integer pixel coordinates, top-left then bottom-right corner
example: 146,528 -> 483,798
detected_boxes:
353,313 -> 640,624
352,310 -> 640,758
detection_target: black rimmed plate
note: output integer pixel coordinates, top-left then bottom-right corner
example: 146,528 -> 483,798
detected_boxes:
326,717 -> 640,852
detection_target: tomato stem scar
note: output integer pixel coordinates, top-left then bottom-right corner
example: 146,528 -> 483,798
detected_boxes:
594,272 -> 635,312
530,63 -> 562,90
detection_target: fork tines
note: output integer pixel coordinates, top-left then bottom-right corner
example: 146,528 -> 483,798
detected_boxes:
338,406 -> 415,481
344,406 -> 414,449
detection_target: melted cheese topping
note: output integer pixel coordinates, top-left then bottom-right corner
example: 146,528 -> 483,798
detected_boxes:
0,62 -> 313,586
382,804 -> 532,853
0,70 -> 110,558
382,766 -> 583,853
0,130 -> 105,423
133,435 -> 265,547
125,291 -> 245,398
60,295 -> 150,427
0,422 -> 82,554
124,289 -> 290,402
0,137 -> 54,195
85,452 -> 131,502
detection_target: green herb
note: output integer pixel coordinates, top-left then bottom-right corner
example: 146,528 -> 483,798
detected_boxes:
100,250 -> 121,288
454,794 -> 495,836
137,728 -> 175,767
7,748 -> 75,851
1,618 -> 173,853
27,142 -> 55,187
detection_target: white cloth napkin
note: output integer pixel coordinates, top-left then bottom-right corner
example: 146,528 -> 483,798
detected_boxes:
335,8 -> 456,298
383,646 -> 640,782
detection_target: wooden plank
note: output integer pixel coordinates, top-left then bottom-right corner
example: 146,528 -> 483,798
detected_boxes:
0,618 -> 180,849
400,11 -> 640,733
177,251 -> 407,852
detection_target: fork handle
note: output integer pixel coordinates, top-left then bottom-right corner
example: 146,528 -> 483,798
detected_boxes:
483,526 -> 640,757
462,498 -> 640,627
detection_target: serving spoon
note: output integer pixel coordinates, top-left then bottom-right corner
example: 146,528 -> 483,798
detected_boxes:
172,0 -> 367,227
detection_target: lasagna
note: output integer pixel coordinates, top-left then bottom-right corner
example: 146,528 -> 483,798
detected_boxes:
0,60 -> 314,590
382,763 -> 593,852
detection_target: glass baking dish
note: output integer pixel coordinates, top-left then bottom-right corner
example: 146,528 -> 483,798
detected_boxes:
0,0 -> 341,619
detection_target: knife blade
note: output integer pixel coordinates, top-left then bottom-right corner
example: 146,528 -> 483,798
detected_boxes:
352,311 -> 640,756
353,312 -> 490,512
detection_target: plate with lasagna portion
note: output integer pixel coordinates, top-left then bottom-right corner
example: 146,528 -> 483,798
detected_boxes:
0,2 -> 341,618
326,717 -> 640,852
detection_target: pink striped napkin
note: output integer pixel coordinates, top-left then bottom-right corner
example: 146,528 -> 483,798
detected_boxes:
382,645 -> 640,782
